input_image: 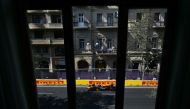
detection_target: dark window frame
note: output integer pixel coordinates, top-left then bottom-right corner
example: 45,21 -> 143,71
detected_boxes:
79,39 -> 85,49
78,13 -> 84,22
154,12 -> 160,22
31,14 -> 46,23
33,46 -> 49,54
54,30 -> 64,39
51,14 -> 62,23
107,13 -> 114,26
54,46 -> 65,56
33,30 -> 44,39
97,13 -> 103,23
17,0 -> 177,109
107,39 -> 112,49
136,12 -> 142,22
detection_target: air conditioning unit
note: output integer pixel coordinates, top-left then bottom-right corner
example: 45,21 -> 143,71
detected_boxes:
115,11 -> 118,18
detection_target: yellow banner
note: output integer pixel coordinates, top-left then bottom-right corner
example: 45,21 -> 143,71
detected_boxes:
36,79 -> 158,86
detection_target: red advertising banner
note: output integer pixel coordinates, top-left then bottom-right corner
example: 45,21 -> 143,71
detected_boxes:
142,80 -> 158,86
36,80 -> 65,85
89,80 -> 116,86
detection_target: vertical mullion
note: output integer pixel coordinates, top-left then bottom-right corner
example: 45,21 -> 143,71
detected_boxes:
115,5 -> 128,109
155,6 -> 176,109
62,6 -> 76,109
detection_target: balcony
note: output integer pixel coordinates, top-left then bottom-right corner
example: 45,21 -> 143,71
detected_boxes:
73,22 -> 89,29
74,48 -> 117,55
28,23 -> 46,29
152,21 -> 165,28
28,23 -> 63,29
51,39 -> 64,45
47,10 -> 61,13
96,48 -> 117,55
47,23 -> 63,29
27,10 -> 47,13
31,39 -> 50,45
96,22 -> 118,28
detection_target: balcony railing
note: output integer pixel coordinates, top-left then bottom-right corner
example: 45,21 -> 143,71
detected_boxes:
96,22 -> 118,28
31,39 -> 65,45
73,22 -> 89,29
152,21 -> 165,28
28,23 -> 63,29
48,23 -> 63,28
31,39 -> 50,45
51,39 -> 64,44
27,10 -> 47,13
27,10 -> 61,13
74,48 -> 117,54
46,10 -> 61,13
28,23 -> 46,29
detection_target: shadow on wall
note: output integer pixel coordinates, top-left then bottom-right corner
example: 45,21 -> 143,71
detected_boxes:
38,91 -> 115,109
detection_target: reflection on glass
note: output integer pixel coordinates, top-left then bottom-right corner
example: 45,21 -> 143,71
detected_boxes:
124,9 -> 167,109
27,10 -> 68,109
73,6 -> 118,109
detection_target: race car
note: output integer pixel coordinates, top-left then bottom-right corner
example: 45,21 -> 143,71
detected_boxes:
87,84 -> 116,91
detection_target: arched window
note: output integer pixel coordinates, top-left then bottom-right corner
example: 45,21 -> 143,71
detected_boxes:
77,60 -> 89,70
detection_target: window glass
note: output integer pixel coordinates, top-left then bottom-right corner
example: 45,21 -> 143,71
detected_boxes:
78,13 -> 84,22
34,30 -> 44,39
136,13 -> 142,22
54,30 -> 64,39
27,10 -> 68,109
124,9 -> 167,109
73,6 -> 118,109
107,13 -> 114,26
32,15 -> 46,23
154,13 -> 160,22
51,14 -> 62,23
79,39 -> 85,49
107,39 -> 112,49
97,13 -> 102,23
55,46 -> 65,56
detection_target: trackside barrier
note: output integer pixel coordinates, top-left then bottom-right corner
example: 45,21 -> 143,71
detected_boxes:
36,79 -> 158,86
125,80 -> 142,86
142,80 -> 158,86
36,79 -> 66,85
89,80 -> 116,86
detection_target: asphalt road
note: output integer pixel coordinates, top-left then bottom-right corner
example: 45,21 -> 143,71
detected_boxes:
37,86 -> 157,109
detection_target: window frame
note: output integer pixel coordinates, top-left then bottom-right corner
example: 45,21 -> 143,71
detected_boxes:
97,13 -> 103,23
78,13 -> 84,23
33,30 -> 44,39
136,12 -> 142,22
20,0 -> 176,109
54,46 -> 65,57
154,12 -> 160,22
51,14 -> 62,23
54,30 -> 64,39
107,13 -> 114,26
79,39 -> 85,49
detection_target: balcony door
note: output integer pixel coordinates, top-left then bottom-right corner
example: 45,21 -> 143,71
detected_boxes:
107,13 -> 113,26
78,13 -> 84,27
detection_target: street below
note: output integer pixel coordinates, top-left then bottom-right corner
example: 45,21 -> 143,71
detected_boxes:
37,86 -> 157,109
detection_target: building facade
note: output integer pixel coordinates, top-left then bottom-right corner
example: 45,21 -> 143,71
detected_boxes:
27,7 -> 166,79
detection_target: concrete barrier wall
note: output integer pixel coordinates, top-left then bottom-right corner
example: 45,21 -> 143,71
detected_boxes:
36,79 -> 158,86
